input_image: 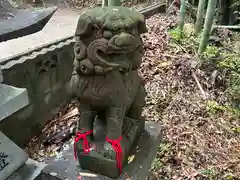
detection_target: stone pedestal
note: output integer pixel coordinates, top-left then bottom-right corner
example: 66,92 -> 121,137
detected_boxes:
76,117 -> 144,178
36,122 -> 162,180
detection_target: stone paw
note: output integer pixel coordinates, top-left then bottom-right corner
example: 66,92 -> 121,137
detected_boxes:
99,142 -> 116,160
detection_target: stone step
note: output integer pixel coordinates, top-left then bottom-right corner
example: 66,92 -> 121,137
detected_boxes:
35,122 -> 163,180
0,83 -> 29,121
0,67 -> 3,83
6,159 -> 46,180
0,131 -> 28,180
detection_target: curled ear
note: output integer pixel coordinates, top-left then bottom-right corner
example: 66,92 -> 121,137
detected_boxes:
75,14 -> 93,37
137,20 -> 148,34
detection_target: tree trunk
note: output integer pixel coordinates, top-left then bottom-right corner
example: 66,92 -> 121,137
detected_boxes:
108,0 -> 121,6
198,0 -> 218,54
194,0 -> 206,35
102,0 -> 108,6
178,0 -> 187,31
228,0 -> 235,25
24,0 -> 33,4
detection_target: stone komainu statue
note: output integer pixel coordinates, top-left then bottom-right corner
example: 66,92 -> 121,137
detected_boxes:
70,6 -> 147,178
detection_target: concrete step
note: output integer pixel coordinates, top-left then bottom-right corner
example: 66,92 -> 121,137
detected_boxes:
6,159 -> 46,180
0,83 -> 29,121
0,131 -> 28,180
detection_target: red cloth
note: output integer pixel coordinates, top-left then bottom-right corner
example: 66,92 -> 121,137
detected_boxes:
106,136 -> 123,173
74,130 -> 93,160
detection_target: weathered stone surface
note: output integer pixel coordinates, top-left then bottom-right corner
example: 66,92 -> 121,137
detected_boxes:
70,6 -> 148,178
0,0 -> 57,42
0,67 -> 3,83
6,159 -> 46,180
0,84 -> 29,121
76,117 -> 144,178
0,9 -> 80,63
0,131 -> 28,180
0,3 -> 166,149
0,39 -> 74,147
36,122 -> 162,180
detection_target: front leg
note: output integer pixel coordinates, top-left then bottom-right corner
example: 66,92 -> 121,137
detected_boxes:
77,103 -> 96,132
106,107 -> 124,140
102,107 -> 124,159
75,103 -> 96,154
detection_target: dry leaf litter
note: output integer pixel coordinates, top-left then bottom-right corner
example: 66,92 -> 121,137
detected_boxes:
26,11 -> 240,180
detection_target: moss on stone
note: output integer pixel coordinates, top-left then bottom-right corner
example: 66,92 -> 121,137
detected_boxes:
82,6 -> 145,31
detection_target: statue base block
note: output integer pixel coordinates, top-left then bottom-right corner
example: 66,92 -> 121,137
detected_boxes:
76,117 -> 145,178
36,122 -> 163,180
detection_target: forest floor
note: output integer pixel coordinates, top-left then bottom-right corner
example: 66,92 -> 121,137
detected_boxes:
25,5 -> 240,180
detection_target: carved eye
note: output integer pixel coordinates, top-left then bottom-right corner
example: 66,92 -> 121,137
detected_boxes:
75,46 -> 81,54
103,30 -> 113,39
80,65 -> 86,71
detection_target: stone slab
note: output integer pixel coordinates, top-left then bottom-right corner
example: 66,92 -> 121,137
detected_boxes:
36,122 -> 162,180
0,67 -> 3,83
0,131 -> 28,180
0,0 -> 57,42
6,159 -> 46,180
0,8 -> 81,63
139,2 -> 166,18
0,84 -> 29,121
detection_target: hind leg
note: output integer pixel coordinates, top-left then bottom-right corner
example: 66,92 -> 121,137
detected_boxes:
127,85 -> 146,120
125,85 -> 146,153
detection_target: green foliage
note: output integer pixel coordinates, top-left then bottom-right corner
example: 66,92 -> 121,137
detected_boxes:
229,84 -> 240,102
206,100 -> 240,135
200,168 -> 218,180
169,24 -> 196,43
203,45 -> 219,58
215,52 -> 240,103
151,142 -> 171,171
157,142 -> 171,156
224,174 -> 235,180
169,22 -> 239,105
217,53 -> 240,74
206,100 -> 225,114
206,100 -> 240,117
169,28 -> 185,42
151,158 -> 163,170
